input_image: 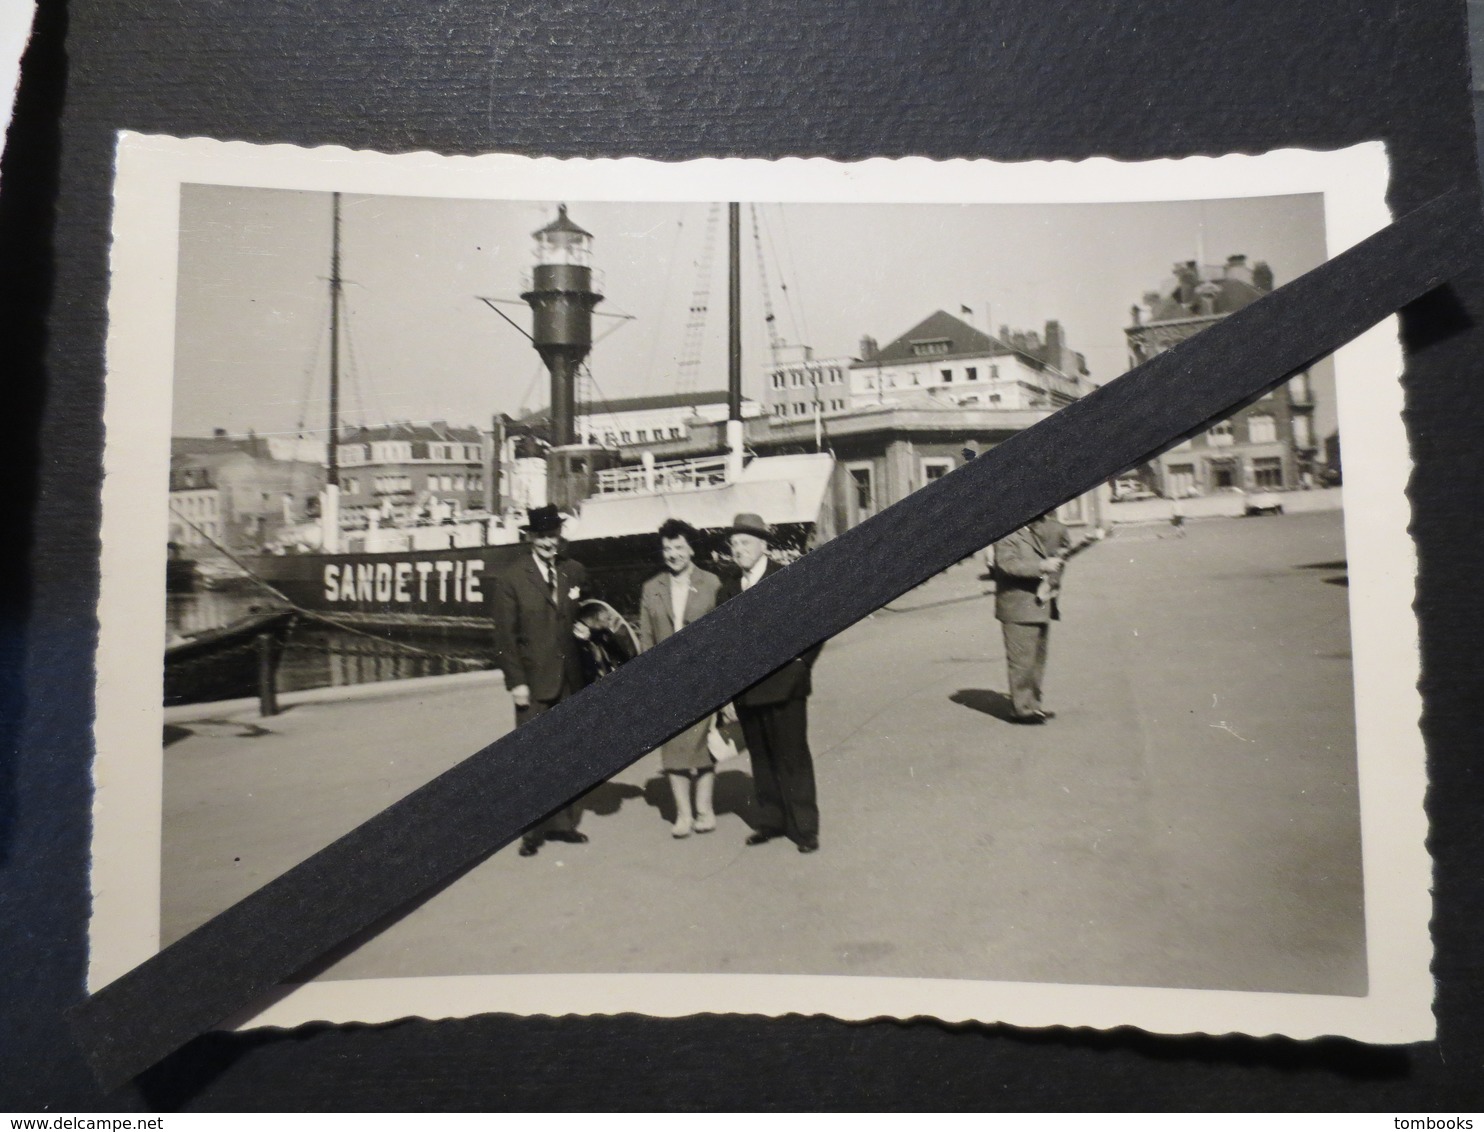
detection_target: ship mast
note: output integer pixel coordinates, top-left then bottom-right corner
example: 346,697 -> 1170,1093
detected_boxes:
320,192 -> 344,552
328,192 -> 342,488
725,202 -> 745,481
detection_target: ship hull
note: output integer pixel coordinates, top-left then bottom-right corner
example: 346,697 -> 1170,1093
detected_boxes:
244,523 -> 817,626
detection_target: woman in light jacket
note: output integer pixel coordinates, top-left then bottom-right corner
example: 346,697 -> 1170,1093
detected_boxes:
638,518 -> 723,837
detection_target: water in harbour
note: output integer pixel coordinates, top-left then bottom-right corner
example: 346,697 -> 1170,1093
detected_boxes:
166,588 -> 495,700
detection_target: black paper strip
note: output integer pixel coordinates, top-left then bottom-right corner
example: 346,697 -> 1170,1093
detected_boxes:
72,188 -> 1481,1089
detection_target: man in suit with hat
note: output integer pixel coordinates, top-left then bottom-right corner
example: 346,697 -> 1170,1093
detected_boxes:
717,512 -> 824,854
492,504 -> 591,857
992,509 -> 1071,724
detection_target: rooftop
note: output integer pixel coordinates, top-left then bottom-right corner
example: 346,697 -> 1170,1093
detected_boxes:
339,421 -> 483,444
518,390 -> 752,426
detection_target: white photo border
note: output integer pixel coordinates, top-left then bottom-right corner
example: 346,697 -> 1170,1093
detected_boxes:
92,135 -> 1428,1042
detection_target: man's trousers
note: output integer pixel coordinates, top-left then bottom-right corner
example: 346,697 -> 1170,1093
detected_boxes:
516,693 -> 581,841
737,696 -> 819,844
1001,620 -> 1051,718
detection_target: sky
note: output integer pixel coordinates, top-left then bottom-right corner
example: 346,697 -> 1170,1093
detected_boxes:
172,186 -> 1337,443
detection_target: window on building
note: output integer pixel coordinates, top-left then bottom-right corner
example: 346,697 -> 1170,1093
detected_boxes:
941,368 -> 953,383
921,458 -> 953,484
965,367 -> 978,381
1288,372 -> 1313,403
669,427 -> 681,438
636,429 -> 648,442
772,405 -> 786,417
1166,463 -> 1197,498
1247,414 -> 1277,444
910,339 -> 951,357
1252,457 -> 1284,489
849,465 -> 874,514
620,431 -> 632,443
1059,495 -> 1086,524
454,475 -> 466,491
1292,414 -> 1313,448
794,402 -> 807,414
1207,420 -> 1235,447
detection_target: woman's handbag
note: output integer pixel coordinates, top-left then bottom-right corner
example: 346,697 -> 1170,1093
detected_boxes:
707,713 -> 745,763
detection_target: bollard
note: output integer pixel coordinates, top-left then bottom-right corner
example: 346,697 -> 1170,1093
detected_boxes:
256,632 -> 279,717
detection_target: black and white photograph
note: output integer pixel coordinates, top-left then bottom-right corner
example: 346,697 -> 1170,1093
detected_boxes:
90,137 -> 1426,1041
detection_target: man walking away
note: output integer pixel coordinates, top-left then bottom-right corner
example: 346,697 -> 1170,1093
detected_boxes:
992,509 -> 1071,724
492,504 -> 591,857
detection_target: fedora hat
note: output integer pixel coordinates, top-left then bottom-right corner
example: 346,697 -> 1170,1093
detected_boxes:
521,504 -> 565,534
727,512 -> 773,542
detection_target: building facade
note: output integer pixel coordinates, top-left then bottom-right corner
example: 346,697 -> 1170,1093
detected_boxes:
167,464 -> 223,549
518,391 -> 764,452
170,432 -> 324,551
1125,256 -> 1319,495
335,422 -> 487,526
745,395 -> 1103,537
762,347 -> 856,422
848,312 -> 1091,412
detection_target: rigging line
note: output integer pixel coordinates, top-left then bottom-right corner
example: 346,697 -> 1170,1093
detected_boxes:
760,206 -> 805,349
284,307 -> 332,507
477,295 -> 535,343
675,203 -> 722,397
575,361 -> 627,435
750,204 -> 785,368
641,211 -> 689,383
517,360 -> 544,417
293,304 -> 331,435
342,312 -> 392,428
166,505 -> 487,666
340,322 -> 366,428
592,315 -> 631,348
774,205 -> 814,350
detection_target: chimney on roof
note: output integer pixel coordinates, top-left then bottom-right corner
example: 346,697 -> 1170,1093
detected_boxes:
1224,254 -> 1253,286
1252,261 -> 1274,293
858,335 -> 878,361
1044,320 -> 1064,355
1174,261 -> 1200,307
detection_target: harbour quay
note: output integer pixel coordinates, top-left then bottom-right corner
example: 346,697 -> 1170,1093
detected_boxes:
161,510 -> 1360,996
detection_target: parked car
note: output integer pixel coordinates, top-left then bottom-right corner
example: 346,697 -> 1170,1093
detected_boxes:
1244,489 -> 1284,516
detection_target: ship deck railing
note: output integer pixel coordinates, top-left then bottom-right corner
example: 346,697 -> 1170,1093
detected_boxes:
594,455 -> 729,496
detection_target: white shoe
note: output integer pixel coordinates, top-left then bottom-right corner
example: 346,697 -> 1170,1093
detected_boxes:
671,817 -> 693,839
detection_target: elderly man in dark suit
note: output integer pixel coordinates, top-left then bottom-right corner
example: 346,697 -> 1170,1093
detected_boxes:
717,512 -> 824,854
992,510 -> 1072,724
492,504 -> 590,857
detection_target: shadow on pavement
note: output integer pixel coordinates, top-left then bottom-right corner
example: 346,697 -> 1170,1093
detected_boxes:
949,688 -> 1019,723
641,769 -> 762,829
576,780 -> 642,818
1294,559 -> 1348,587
